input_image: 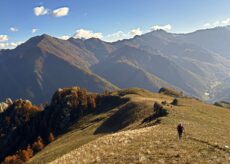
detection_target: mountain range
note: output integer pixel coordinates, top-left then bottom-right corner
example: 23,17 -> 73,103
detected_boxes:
0,26 -> 230,104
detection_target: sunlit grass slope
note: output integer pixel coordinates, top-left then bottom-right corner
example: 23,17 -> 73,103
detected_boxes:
29,88 -> 230,163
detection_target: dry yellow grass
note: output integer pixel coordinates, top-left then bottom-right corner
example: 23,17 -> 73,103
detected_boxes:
50,125 -> 230,164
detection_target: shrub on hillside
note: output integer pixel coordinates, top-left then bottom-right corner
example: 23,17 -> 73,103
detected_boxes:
171,98 -> 178,106
3,154 -> 22,164
3,133 -> 56,163
18,146 -> 33,162
153,102 -> 168,117
159,87 -> 183,97
48,132 -> 55,143
32,137 -> 45,153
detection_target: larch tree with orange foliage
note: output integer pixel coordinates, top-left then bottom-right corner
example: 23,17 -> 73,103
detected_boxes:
48,132 -> 55,143
32,136 -> 45,153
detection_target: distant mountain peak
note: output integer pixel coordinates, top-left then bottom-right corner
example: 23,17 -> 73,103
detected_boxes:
148,29 -> 171,36
16,34 -> 55,50
40,33 -> 52,38
151,29 -> 168,33
84,37 -> 103,42
69,37 -> 104,43
68,37 -> 82,42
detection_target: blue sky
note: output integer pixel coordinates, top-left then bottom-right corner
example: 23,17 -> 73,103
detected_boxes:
1,0 -> 230,49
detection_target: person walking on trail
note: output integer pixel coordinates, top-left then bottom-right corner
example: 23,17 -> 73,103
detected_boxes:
177,123 -> 184,140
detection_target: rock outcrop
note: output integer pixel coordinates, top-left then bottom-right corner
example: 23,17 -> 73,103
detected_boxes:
0,98 -> 13,113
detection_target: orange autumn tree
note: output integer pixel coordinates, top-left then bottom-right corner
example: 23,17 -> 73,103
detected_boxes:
32,136 -> 45,153
19,145 -> 33,162
3,154 -> 22,164
48,132 -> 55,143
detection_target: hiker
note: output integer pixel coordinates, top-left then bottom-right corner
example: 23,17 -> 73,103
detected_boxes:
177,123 -> 184,139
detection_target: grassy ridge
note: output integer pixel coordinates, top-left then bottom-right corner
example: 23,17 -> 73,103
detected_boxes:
30,88 -> 230,163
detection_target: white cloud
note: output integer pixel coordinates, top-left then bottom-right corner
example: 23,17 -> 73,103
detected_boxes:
33,6 -> 70,18
32,28 -> 38,33
73,29 -> 103,39
59,35 -> 70,40
34,6 -> 49,16
109,31 -> 126,37
213,21 -> 220,26
204,18 -> 230,28
0,35 -> 8,42
103,31 -> 128,42
0,43 -> 6,49
103,28 -> 143,42
129,28 -> 143,36
10,27 -> 18,32
150,24 -> 172,31
52,7 -> 69,17
73,28 -> 136,42
222,18 -> 230,25
204,23 -> 211,27
9,42 -> 21,47
0,41 -> 23,49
